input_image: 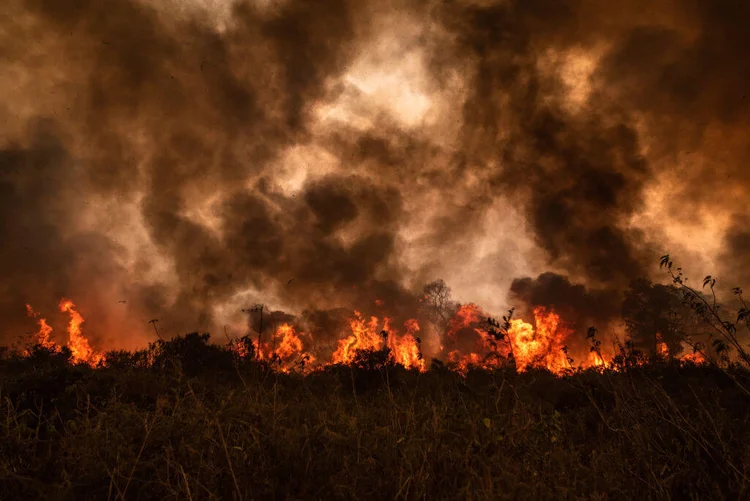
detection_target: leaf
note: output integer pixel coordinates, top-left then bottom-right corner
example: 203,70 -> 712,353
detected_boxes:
660,255 -> 671,269
712,339 -> 728,354
722,321 -> 737,335
738,308 -> 749,323
483,418 -> 491,429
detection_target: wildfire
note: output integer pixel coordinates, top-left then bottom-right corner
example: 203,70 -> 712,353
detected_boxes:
254,323 -> 315,372
447,304 -> 485,340
587,350 -> 606,367
656,333 -> 669,357
25,304 -> 56,350
680,351 -> 706,365
59,299 -> 102,366
444,304 -> 595,373
388,318 -> 425,371
332,312 -> 385,365
447,350 -> 485,373
508,307 -> 572,373
20,297 -> 709,374
444,303 -> 509,372
329,313 -> 425,371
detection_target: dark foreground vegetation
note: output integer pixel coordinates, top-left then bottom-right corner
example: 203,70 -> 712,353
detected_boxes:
1,335 -> 749,501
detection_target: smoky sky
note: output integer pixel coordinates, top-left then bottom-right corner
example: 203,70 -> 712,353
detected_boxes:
1,0 -> 748,348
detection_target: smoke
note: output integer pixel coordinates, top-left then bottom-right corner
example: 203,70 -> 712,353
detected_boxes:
509,272 -> 620,334
720,215 -> 750,290
1,0 -> 748,349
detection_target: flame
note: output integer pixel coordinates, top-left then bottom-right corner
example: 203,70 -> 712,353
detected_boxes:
21,297 -> 711,375
25,304 -> 56,351
447,350 -> 484,373
444,305 -> 587,373
330,313 -> 425,371
443,303 -> 509,372
254,323 -> 315,372
587,350 -> 606,367
59,299 -> 102,366
508,307 -> 572,373
447,304 -> 484,340
656,333 -> 669,357
680,351 -> 706,365
332,312 -> 384,365
388,318 -> 425,371
233,339 -> 251,359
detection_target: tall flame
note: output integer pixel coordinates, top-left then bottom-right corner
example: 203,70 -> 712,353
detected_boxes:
508,306 -> 572,372
25,304 -> 56,350
59,299 -> 102,366
332,312 -> 384,365
388,318 -> 425,371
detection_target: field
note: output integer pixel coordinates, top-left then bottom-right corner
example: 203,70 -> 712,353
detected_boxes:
1,337 -> 749,500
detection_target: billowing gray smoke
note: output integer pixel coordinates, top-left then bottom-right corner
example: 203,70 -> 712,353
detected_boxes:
1,0 -> 748,349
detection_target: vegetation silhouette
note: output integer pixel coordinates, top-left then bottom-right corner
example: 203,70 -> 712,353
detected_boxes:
1,258 -> 750,499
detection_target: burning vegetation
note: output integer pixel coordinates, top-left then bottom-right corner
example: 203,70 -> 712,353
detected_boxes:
2,0 -> 750,497
20,262 -> 721,375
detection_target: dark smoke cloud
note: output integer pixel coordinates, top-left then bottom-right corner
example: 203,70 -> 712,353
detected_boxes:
720,215 -> 750,290
438,0 -> 655,289
1,0 -> 748,349
509,272 -> 620,335
431,0 -> 749,324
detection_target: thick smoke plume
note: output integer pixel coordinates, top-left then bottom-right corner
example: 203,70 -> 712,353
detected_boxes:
1,0 -> 748,350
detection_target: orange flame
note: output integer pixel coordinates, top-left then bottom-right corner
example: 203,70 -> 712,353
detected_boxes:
59,299 -> 102,366
332,312 -> 384,365
330,313 -> 425,371
680,351 -> 706,365
388,318 -> 425,371
444,303 -> 509,372
447,304 -> 484,340
25,304 -> 56,351
508,307 -> 572,372
587,350 -> 606,367
447,350 -> 484,372
254,323 -> 315,372
656,333 -> 669,358
22,296 -> 712,375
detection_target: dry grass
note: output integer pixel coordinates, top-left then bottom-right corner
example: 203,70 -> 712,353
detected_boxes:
0,339 -> 749,500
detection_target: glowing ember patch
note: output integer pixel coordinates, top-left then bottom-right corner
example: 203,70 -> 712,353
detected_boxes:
656,333 -> 669,357
680,351 -> 706,365
59,299 -> 102,366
